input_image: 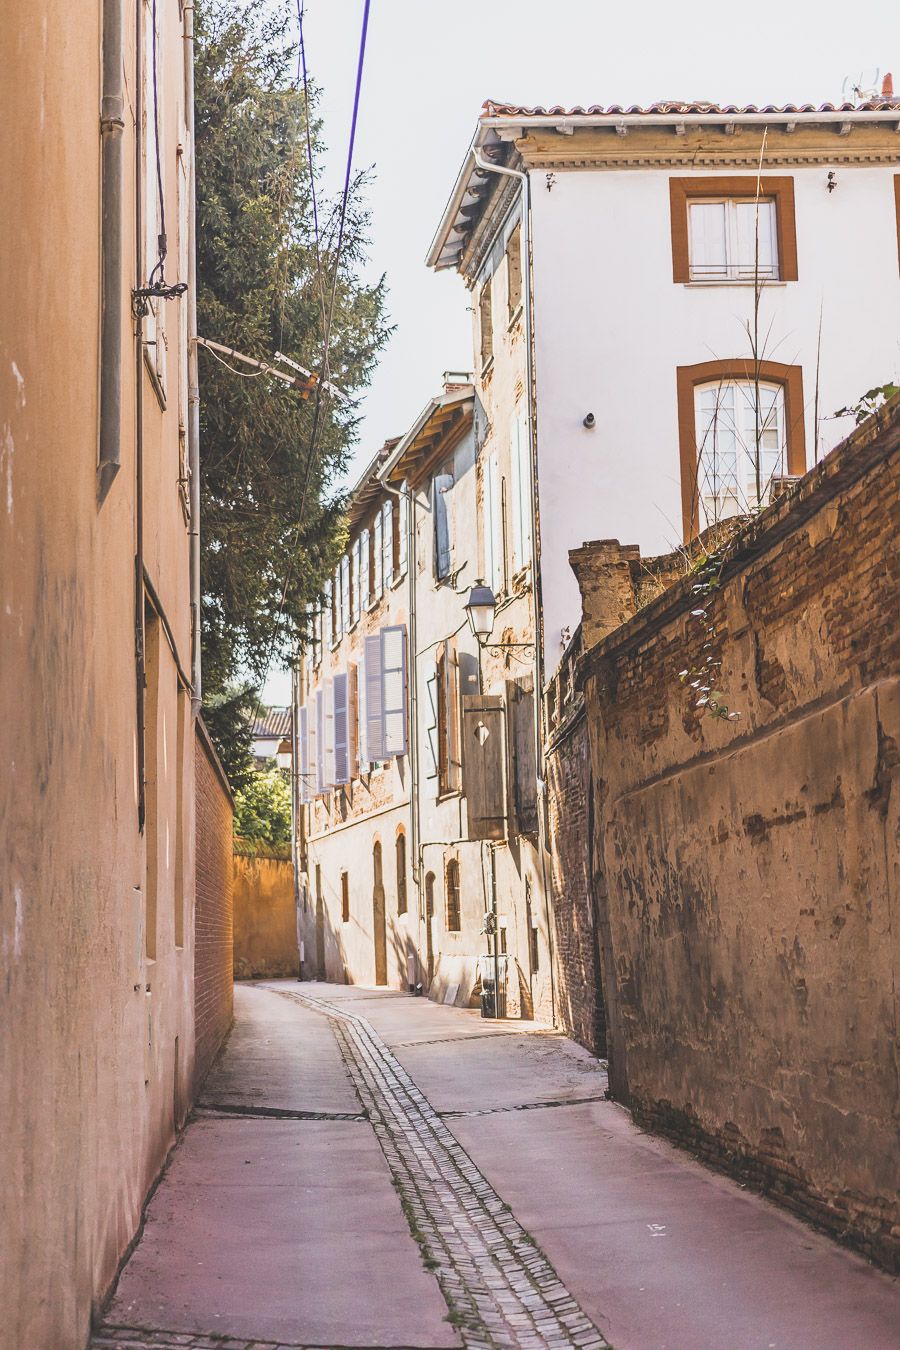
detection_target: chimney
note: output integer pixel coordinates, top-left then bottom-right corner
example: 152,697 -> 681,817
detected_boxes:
882,72 -> 894,99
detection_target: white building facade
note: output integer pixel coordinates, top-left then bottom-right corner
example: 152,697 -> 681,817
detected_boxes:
428,98 -> 900,672
294,385 -> 556,1022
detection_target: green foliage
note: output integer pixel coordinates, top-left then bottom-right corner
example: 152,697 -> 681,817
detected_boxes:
201,681 -> 257,791
233,764 -> 293,845
195,0 -> 390,698
833,383 -> 900,426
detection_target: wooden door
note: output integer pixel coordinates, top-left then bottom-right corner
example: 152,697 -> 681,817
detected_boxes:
372,842 -> 387,986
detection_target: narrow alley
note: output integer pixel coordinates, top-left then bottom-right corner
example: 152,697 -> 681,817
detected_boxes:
93,983 -> 899,1350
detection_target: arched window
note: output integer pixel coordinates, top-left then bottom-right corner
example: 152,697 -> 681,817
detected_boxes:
445,858 -> 461,932
396,831 -> 407,915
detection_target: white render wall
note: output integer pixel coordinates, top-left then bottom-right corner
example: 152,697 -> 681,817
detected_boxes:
529,163 -> 900,665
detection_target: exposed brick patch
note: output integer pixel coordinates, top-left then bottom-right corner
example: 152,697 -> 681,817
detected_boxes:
545,629 -> 606,1058
193,725 -> 234,1094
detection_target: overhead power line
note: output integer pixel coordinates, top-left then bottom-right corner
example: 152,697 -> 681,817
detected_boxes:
249,0 -> 373,715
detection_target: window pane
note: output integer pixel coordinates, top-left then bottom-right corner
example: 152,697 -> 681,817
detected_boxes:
689,202 -> 728,278
734,200 -> 777,278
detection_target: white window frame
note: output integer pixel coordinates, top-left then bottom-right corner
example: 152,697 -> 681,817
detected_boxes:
360,527 -> 371,610
688,197 -> 779,283
694,379 -> 787,527
350,537 -> 362,625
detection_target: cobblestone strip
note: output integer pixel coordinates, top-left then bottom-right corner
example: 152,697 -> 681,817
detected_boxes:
285,990 -> 610,1350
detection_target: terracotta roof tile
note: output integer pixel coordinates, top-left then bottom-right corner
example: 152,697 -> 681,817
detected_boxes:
480,99 -> 900,118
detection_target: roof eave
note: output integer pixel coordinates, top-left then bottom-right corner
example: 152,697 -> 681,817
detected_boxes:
379,386 -> 474,483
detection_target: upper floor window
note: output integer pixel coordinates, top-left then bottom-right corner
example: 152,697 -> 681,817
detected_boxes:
506,224 -> 522,319
695,380 -> 785,526
688,198 -> 778,281
350,536 -> 362,625
676,359 -> 806,539
669,177 -> 798,285
478,280 -> 493,370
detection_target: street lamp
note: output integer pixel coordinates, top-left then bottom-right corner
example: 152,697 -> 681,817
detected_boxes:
464,581 -> 497,643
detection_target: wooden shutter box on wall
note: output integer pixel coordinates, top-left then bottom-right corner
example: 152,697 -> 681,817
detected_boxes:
462,694 -> 507,840
507,676 -> 538,836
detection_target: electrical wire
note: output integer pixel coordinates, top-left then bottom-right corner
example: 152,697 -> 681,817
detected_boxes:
297,0 -> 328,333
250,0 -> 372,717
148,0 -> 167,287
203,345 -> 268,379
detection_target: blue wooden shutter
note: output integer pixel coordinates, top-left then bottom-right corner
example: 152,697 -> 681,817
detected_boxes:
314,688 -> 325,793
357,653 -> 369,768
333,673 -> 349,785
381,625 -> 407,757
364,632 -> 384,760
298,705 -> 310,804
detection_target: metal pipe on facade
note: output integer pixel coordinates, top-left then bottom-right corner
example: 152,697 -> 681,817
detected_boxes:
470,148 -> 557,1025
134,0 -> 146,831
182,2 -> 202,716
98,0 -> 125,500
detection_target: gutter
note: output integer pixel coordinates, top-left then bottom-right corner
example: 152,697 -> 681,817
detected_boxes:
183,2 -> 202,716
98,0 -> 125,500
428,108 -> 900,269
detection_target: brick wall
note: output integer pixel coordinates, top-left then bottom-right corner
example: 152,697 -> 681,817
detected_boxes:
575,403 -> 900,1270
545,630 -> 606,1055
193,719 -> 234,1093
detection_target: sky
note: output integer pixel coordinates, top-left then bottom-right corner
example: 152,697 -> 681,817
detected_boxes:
264,0 -> 896,703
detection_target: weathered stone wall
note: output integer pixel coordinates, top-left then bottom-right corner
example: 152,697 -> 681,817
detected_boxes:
544,631 -> 606,1056
233,846 -> 299,979
575,407 -> 900,1269
194,724 -> 234,1093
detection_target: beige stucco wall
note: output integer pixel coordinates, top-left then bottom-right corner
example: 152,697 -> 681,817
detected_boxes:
0,3 -> 197,1345
233,848 -> 299,979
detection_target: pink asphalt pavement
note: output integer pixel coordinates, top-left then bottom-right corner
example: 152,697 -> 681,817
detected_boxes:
99,981 -> 900,1349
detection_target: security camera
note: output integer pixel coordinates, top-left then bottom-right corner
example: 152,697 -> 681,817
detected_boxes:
583,412 -> 596,428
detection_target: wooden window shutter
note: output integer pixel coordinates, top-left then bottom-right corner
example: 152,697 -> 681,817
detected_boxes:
382,500 -> 394,584
364,632 -> 384,761
507,676 -> 538,836
314,687 -> 325,793
360,527 -> 371,607
373,510 -> 384,597
332,672 -> 349,785
348,663 -> 359,775
381,624 -> 407,757
462,694 -> 507,840
423,659 -> 439,797
323,678 -> 335,787
298,705 -> 310,804
433,474 -> 452,580
357,652 -> 370,768
398,485 -> 409,574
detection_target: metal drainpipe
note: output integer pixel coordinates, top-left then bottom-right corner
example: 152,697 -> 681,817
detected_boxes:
470,148 -> 557,1025
133,0 -> 146,832
98,0 -> 125,501
182,2 -> 202,716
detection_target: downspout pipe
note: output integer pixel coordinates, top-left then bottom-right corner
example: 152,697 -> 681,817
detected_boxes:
98,0 -> 125,501
470,147 -> 557,1025
183,2 -> 202,716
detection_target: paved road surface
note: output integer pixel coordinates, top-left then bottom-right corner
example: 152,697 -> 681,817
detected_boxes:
93,981 -> 900,1349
